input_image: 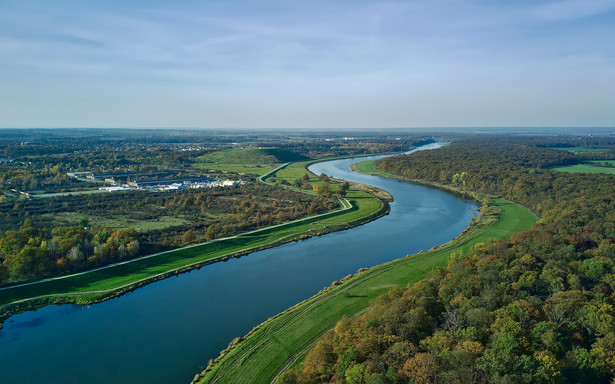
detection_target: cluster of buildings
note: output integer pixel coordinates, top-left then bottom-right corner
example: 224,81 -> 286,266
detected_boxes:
67,171 -> 244,193
98,179 -> 242,192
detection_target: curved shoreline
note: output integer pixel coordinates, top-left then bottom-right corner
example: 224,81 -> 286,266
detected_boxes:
191,157 -> 537,383
192,198 -> 536,384
0,164 -> 391,329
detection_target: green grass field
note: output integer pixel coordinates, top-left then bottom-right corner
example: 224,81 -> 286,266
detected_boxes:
194,147 -> 308,176
262,160 -> 346,196
552,161 -> 615,174
198,147 -> 281,165
0,153 -> 388,320
195,197 -> 537,384
352,158 -> 381,175
0,187 -> 382,307
553,147 -> 607,152
194,147 -> 281,175
44,212 -> 190,231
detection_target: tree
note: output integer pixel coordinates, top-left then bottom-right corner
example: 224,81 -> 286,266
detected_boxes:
345,363 -> 366,384
79,216 -> 89,228
403,353 -> 438,384
206,224 -> 221,241
182,230 -> 196,244
314,180 -> 332,198
6,246 -> 53,280
118,242 -> 127,259
47,240 -> 58,259
67,245 -> 83,262
0,263 -> 9,283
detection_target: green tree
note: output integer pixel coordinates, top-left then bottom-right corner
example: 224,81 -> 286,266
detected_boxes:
79,216 -> 89,228
345,363 -> 366,384
182,230 -> 196,244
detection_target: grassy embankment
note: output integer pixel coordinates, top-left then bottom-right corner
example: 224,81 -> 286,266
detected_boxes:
551,160 -> 615,175
192,160 -> 537,384
0,155 -> 388,326
549,147 -> 615,174
44,212 -> 191,231
194,147 -> 308,176
553,147 -> 606,152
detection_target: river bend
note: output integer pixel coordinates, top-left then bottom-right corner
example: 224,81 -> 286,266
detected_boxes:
0,144 -> 477,384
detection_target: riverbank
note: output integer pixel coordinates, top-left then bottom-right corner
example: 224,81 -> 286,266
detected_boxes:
0,165 -> 391,329
192,196 -> 536,384
350,159 -> 482,201
191,151 -> 538,384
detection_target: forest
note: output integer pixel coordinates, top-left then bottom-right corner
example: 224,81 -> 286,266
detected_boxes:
1,129 -> 434,286
0,183 -> 335,286
281,138 -> 615,384
0,130 -> 431,195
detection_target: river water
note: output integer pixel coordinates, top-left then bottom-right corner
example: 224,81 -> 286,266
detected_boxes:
0,144 -> 477,384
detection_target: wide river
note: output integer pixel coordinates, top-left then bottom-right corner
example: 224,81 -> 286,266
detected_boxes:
0,143 -> 477,384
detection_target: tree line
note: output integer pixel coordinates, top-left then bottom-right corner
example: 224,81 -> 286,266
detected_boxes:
281,139 -> 615,384
0,183 -> 335,285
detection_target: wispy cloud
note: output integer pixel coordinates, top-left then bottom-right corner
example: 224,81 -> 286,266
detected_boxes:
0,0 -> 613,128
528,0 -> 615,21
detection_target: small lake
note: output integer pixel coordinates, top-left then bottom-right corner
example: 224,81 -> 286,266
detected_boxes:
0,144 -> 477,384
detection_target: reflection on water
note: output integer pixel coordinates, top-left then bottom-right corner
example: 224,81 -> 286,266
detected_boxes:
0,145 -> 476,384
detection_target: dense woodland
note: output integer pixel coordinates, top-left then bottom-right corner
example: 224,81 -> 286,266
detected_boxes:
0,130 -> 431,195
0,184 -> 335,285
0,130 -> 434,286
282,139 -> 615,384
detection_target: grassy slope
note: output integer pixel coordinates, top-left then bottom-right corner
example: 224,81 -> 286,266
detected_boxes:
552,161 -> 615,174
553,147 -> 606,152
194,147 -> 303,176
194,163 -> 537,384
0,156 -> 387,325
0,187 -> 381,307
45,212 -> 190,231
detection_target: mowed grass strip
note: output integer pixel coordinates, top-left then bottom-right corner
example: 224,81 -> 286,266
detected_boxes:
0,186 -> 381,306
552,147 -> 607,152
44,212 -> 190,231
551,162 -> 615,175
194,147 -> 291,176
195,197 -> 537,384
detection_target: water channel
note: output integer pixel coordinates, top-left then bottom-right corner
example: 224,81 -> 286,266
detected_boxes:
0,144 -> 477,384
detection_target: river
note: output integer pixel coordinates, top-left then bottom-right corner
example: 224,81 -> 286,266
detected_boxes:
0,144 -> 477,384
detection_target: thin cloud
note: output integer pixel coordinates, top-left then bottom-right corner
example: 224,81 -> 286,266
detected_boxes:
529,0 -> 615,21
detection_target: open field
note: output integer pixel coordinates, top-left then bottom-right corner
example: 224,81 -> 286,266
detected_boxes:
42,212 -> 190,231
198,147 -> 281,165
195,148 -> 281,175
0,191 -> 376,306
261,163 -> 386,228
194,197 -> 537,384
551,161 -> 615,174
553,147 -> 607,152
352,158 -> 381,174
274,161 -> 317,182
0,156 -> 388,325
194,163 -> 277,176
194,147 -> 308,176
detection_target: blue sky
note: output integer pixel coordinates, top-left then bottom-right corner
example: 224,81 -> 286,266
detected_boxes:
1,0 -> 614,128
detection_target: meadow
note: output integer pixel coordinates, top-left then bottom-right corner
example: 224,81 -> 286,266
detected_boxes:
194,154 -> 537,384
0,156 -> 388,325
551,160 -> 615,174
194,147 -> 308,176
194,197 -> 537,384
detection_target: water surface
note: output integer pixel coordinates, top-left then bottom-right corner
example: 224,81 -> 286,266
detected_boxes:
0,145 -> 477,384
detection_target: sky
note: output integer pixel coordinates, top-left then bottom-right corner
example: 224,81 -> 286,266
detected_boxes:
0,0 -> 614,129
